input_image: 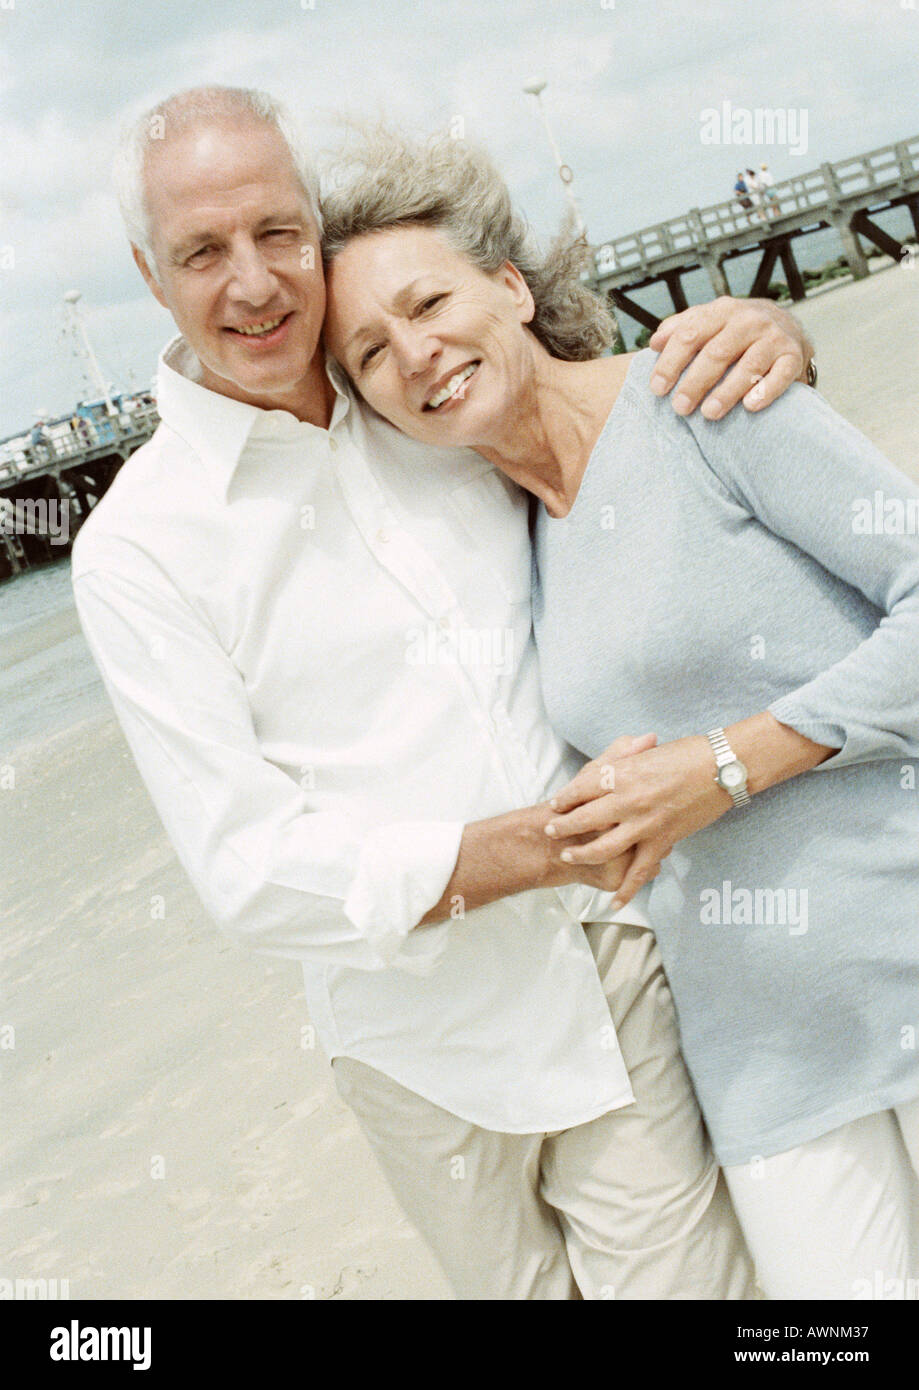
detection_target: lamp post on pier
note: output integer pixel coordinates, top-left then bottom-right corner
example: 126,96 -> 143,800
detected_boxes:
522,78 -> 588,239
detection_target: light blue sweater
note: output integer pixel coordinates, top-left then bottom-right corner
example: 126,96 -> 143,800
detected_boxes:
533,349 -> 919,1165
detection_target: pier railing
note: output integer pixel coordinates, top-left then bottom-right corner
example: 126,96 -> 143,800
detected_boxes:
0,403 -> 160,485
593,135 -> 919,277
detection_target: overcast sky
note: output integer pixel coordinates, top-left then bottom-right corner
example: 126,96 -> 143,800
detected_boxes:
1,0 -> 917,434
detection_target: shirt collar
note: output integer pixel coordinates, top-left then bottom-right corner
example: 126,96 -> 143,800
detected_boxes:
155,335 -> 353,500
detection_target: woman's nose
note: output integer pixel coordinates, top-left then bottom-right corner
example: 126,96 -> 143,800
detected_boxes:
392,325 -> 440,377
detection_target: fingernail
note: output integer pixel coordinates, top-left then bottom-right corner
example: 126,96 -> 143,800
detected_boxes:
701,397 -> 724,419
549,797 -> 559,810
561,850 -> 574,863
746,383 -> 765,405
650,374 -> 669,395
544,823 -> 557,837
611,897 -> 624,911
672,393 -> 692,414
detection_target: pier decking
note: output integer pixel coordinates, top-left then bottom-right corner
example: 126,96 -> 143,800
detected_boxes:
592,135 -> 919,332
0,401 -> 159,580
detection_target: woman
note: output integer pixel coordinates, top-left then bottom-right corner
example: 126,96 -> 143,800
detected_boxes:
319,131 -> 919,1299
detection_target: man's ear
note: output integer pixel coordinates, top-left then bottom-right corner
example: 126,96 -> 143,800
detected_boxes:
500,260 -> 536,325
132,244 -> 168,309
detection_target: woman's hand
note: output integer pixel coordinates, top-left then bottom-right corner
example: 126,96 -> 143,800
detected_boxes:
545,734 -> 733,907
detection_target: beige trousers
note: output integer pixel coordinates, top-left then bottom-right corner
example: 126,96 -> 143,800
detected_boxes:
332,920 -> 756,1300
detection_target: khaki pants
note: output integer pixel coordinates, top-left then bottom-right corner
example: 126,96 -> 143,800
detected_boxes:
332,921 -> 756,1300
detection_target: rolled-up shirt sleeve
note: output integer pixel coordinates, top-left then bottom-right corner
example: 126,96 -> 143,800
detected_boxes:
72,561 -> 463,972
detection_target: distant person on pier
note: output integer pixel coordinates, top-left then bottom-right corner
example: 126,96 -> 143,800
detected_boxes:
758,162 -> 780,217
745,168 -> 767,221
28,420 -> 51,465
70,415 -> 92,450
733,171 -> 754,218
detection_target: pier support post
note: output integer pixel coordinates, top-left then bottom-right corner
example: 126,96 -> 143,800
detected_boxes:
821,159 -> 871,282
851,209 -> 906,263
0,525 -> 25,577
699,252 -> 730,298
749,243 -> 781,299
608,288 -> 662,333
907,196 -> 919,242
777,239 -> 807,301
826,210 -> 870,280
662,270 -> 689,313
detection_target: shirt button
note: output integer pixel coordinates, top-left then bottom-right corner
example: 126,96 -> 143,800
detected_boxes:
438,615 -> 451,629
376,528 -> 390,544
329,436 -> 339,453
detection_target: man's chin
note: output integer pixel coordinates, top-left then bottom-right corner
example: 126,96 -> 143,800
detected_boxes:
200,356 -> 314,408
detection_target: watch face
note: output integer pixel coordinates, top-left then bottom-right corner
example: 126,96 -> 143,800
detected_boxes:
720,762 -> 746,789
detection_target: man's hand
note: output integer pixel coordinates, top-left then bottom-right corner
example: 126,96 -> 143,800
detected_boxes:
419,733 -> 662,925
647,296 -> 814,421
545,734 -> 733,907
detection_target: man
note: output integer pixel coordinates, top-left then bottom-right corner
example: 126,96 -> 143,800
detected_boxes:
73,86 -> 814,1299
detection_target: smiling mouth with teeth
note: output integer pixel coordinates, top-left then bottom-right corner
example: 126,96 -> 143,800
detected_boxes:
424,361 -> 480,410
228,314 -> 290,338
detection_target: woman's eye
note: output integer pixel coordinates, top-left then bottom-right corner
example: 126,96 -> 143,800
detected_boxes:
419,294 -> 445,312
360,344 -> 382,369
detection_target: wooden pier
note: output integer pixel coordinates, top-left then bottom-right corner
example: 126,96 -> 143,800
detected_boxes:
0,401 -> 159,581
591,135 -> 919,333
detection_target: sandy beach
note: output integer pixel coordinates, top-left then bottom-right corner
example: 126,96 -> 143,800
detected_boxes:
1,264 -> 917,1302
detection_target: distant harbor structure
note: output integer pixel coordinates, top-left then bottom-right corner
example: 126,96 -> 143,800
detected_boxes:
0,392 -> 159,581
591,135 -> 919,332
2,134 -> 918,582
1,287 -> 161,582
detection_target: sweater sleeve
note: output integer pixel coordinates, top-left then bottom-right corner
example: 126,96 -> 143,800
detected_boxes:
667,380 -> 919,768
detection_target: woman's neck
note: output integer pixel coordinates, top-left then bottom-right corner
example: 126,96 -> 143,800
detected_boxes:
475,351 -> 636,517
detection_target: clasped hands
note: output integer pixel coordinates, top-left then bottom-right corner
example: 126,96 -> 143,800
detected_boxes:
544,732 -> 736,908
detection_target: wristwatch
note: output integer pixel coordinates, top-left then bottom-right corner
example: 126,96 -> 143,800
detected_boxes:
705,728 -> 751,808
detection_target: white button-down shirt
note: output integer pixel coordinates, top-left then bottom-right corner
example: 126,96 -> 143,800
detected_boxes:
71,335 -> 647,1132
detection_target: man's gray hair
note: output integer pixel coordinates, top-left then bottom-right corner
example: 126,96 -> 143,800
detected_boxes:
321,127 -> 616,362
113,85 -> 322,271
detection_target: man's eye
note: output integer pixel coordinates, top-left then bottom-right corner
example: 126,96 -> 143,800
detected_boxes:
360,344 -> 382,369
264,228 -> 298,241
187,246 -> 216,266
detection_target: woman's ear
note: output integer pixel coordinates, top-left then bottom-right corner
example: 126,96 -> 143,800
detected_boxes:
500,261 -> 536,325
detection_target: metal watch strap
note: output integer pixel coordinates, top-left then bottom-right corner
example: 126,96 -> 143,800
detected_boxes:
705,727 -> 752,808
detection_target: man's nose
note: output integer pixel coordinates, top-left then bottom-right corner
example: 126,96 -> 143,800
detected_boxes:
225,241 -> 278,306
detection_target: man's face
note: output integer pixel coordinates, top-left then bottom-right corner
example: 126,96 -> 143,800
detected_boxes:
136,118 -> 326,414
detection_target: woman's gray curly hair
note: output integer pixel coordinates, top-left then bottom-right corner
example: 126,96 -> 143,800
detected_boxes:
320,127 -> 616,362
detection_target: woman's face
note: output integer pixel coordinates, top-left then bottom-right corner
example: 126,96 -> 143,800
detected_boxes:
323,223 -> 536,448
